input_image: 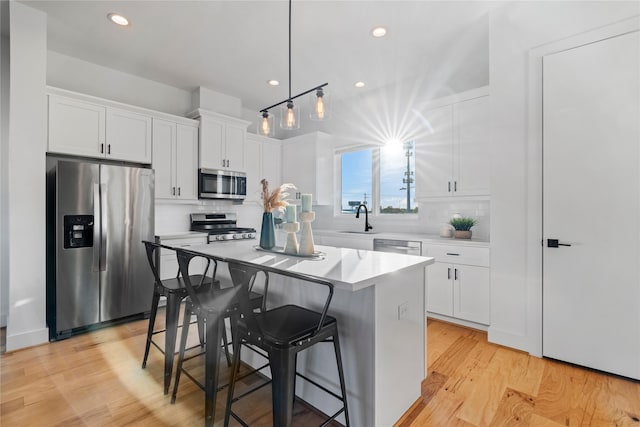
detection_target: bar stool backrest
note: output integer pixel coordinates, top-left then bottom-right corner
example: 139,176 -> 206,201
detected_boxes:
227,259 -> 335,339
142,240 -> 166,286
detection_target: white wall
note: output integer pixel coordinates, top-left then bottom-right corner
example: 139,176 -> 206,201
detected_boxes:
1,30 -> 9,328
489,1 -> 640,353
6,2 -> 48,350
47,50 -> 193,116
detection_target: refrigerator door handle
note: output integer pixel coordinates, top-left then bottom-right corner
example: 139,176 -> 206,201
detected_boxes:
100,183 -> 108,271
92,183 -> 101,272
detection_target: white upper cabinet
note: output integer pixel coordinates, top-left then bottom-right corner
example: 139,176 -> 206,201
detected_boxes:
244,134 -> 283,204
48,95 -> 106,158
193,109 -> 250,172
106,108 -> 152,163
48,90 -> 152,164
453,96 -> 491,196
152,118 -> 199,201
416,90 -> 490,199
281,131 -> 333,205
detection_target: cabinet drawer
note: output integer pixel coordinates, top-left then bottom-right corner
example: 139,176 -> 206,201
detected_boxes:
424,244 -> 489,267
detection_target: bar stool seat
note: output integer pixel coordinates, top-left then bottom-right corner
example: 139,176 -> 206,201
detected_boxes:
141,241 -> 219,395
225,260 -> 350,427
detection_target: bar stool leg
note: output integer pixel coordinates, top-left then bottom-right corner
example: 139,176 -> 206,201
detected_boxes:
270,348 -> 298,427
333,329 -> 351,426
204,315 -> 224,427
164,292 -> 181,395
142,290 -> 160,369
223,333 -> 243,427
171,303 -> 193,404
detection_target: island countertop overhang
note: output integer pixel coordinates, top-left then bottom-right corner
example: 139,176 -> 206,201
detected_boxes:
184,240 -> 434,291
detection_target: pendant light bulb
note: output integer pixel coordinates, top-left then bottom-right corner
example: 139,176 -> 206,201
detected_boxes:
286,103 -> 296,128
315,89 -> 325,120
260,112 -> 271,136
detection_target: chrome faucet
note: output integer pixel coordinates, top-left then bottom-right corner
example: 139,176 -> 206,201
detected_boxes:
355,204 -> 373,232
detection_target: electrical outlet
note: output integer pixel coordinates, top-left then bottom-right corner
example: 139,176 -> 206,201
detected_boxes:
398,302 -> 409,320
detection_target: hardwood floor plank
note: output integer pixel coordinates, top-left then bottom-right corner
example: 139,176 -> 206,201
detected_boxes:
488,387 -> 535,426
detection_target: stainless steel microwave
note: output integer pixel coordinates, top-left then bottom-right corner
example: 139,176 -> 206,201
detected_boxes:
198,169 -> 247,200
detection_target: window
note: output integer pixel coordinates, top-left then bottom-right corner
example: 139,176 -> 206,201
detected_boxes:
339,142 -> 417,215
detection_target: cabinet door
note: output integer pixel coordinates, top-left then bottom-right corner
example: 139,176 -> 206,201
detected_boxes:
426,262 -> 453,316
244,136 -> 262,203
453,264 -> 490,324
282,141 -> 315,198
152,119 -> 176,199
48,95 -> 105,158
262,140 -> 282,191
106,108 -> 152,163
200,118 -> 225,169
175,125 -> 199,200
453,96 -> 490,196
225,124 -> 246,171
415,105 -> 453,198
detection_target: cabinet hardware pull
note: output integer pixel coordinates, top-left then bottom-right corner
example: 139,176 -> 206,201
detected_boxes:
172,187 -> 176,196
222,159 -> 225,167
454,181 -> 457,192
547,239 -> 572,248
107,144 -> 111,155
100,143 -> 104,154
446,252 -> 460,256
448,181 -> 451,192
448,267 -> 451,280
454,268 -> 458,280
178,187 -> 181,196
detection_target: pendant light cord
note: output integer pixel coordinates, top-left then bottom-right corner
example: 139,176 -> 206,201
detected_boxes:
288,0 -> 292,102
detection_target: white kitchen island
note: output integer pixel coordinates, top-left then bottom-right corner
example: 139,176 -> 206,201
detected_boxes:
186,240 -> 434,427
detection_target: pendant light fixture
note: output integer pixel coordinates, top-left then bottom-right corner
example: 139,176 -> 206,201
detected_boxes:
258,0 -> 328,136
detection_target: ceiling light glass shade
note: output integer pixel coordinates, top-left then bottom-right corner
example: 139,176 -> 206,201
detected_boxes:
258,112 -> 275,137
107,13 -> 129,26
280,101 -> 300,130
309,88 -> 330,121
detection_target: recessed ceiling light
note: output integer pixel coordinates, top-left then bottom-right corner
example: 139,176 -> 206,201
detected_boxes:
371,26 -> 387,38
267,80 -> 280,86
354,81 -> 366,88
107,13 -> 129,26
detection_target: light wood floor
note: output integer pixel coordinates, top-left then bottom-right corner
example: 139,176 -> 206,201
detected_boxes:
1,314 -> 639,426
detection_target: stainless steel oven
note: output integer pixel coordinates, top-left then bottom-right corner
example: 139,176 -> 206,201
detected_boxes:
198,168 -> 247,200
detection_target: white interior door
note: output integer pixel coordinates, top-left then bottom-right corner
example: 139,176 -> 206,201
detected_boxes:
543,30 -> 640,379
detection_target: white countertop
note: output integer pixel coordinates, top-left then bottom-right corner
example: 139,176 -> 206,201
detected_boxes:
181,240 -> 434,291
155,231 -> 209,240
313,228 -> 490,247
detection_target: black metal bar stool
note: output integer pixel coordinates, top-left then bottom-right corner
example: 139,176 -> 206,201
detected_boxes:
141,240 -> 219,394
171,248 -> 267,427
224,260 -> 350,427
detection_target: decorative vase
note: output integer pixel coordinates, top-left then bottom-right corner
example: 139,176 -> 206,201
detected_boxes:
259,212 -> 276,249
453,230 -> 472,239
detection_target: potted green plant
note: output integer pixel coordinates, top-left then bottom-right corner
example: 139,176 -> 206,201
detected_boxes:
449,217 -> 477,239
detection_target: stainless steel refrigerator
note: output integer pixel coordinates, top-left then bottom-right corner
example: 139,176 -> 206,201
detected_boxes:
46,156 -> 154,340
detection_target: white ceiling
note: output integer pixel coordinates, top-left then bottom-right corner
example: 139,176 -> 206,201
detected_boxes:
19,1 -> 492,115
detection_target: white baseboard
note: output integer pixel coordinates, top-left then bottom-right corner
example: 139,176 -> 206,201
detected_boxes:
487,326 -> 531,354
6,327 -> 49,352
426,312 -> 488,332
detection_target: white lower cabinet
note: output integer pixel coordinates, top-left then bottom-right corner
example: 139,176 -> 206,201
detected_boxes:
424,244 -> 490,326
157,236 -> 208,280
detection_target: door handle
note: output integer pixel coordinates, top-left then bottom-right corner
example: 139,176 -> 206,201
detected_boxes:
178,187 -> 181,196
448,181 -> 451,192
547,239 -> 572,248
454,268 -> 458,281
100,184 -> 108,271
447,267 -> 451,280
92,183 -> 100,272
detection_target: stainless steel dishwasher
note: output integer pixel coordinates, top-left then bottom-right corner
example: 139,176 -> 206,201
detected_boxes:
373,238 -> 422,256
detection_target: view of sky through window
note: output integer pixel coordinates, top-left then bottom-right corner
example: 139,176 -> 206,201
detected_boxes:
341,143 -> 417,214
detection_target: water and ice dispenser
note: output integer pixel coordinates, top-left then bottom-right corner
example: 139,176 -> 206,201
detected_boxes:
63,215 -> 94,249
